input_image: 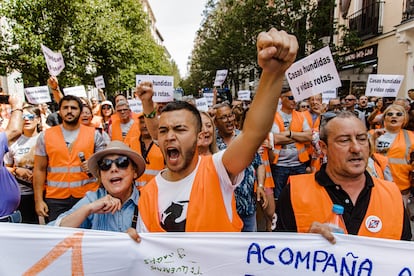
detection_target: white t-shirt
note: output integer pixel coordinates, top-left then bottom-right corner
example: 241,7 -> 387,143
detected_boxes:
137,150 -> 244,232
375,131 -> 398,154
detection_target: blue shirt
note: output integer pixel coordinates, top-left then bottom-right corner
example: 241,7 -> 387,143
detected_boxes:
216,129 -> 262,216
0,132 -> 20,217
51,187 -> 139,232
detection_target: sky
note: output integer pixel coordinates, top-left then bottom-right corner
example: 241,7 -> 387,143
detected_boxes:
147,0 -> 207,78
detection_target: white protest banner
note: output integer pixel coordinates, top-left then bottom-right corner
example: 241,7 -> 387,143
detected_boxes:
94,75 -> 105,89
63,85 -> 87,98
237,90 -> 251,101
213,69 -> 228,87
322,89 -> 337,104
128,99 -> 143,113
24,86 -> 51,104
286,46 -> 341,102
203,92 -> 214,107
136,75 -> 174,103
6,70 -> 25,99
41,44 -> 65,76
0,224 -> 413,275
365,74 -> 404,98
195,97 -> 208,112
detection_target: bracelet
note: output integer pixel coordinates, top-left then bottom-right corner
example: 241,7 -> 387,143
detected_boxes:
288,130 -> 292,138
258,183 -> 264,189
11,108 -> 23,113
144,108 -> 157,119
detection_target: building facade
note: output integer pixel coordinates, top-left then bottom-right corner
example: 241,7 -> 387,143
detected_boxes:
335,0 -> 414,98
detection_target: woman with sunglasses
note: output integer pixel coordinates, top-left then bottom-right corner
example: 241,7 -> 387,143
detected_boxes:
370,104 -> 414,206
99,100 -> 114,134
50,141 -> 145,232
5,104 -> 41,224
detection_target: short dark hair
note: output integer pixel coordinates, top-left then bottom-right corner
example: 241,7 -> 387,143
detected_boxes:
162,101 -> 202,133
58,95 -> 83,111
319,110 -> 357,143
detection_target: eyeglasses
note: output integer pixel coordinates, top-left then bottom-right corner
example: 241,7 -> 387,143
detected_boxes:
300,105 -> 309,108
216,113 -> 234,122
385,112 -> 404,117
22,114 -> 36,121
344,98 -> 356,102
98,156 -> 130,171
284,95 -> 294,100
116,108 -> 130,113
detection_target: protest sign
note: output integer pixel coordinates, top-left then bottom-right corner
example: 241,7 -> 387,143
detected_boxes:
41,44 -> 65,76
285,46 -> 341,101
63,85 -> 87,98
237,90 -> 251,101
6,70 -> 25,99
24,86 -> 51,104
0,224 -> 412,276
94,75 -> 105,89
365,74 -> 404,98
203,92 -> 214,107
136,75 -> 174,103
213,69 -> 228,87
322,89 -> 337,104
128,99 -> 143,113
195,97 -> 208,112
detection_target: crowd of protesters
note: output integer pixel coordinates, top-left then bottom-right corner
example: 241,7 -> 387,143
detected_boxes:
0,28 -> 412,244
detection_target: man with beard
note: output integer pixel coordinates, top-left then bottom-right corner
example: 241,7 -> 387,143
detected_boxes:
33,95 -> 106,222
131,28 -> 298,233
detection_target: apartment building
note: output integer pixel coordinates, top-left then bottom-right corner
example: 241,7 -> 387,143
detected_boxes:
335,0 -> 414,98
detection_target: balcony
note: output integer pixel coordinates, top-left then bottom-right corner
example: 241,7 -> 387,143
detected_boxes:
348,1 -> 384,40
403,0 -> 414,21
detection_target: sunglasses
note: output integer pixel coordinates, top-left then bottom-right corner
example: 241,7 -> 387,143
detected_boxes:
300,105 -> 309,108
344,98 -> 356,102
386,112 -> 404,117
284,95 -> 294,100
101,105 -> 112,110
98,156 -> 130,171
22,114 -> 36,121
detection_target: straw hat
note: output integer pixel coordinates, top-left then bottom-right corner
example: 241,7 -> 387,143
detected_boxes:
88,141 -> 146,178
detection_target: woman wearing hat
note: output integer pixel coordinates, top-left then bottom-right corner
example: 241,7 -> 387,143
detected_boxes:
50,141 -> 145,232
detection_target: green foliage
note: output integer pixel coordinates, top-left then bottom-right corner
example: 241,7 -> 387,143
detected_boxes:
0,0 -> 175,96
184,0 -> 362,95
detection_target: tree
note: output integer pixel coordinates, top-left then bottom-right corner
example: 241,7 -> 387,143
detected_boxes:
0,0 -> 174,96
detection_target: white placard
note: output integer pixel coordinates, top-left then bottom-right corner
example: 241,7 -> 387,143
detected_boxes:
41,44 -> 65,76
128,99 -> 143,113
365,74 -> 404,98
136,75 -> 174,103
203,92 -> 214,107
213,69 -> 228,87
0,224 -> 413,275
238,90 -> 251,101
63,85 -> 87,98
322,90 -> 337,104
24,86 -> 51,104
6,70 -> 25,99
196,97 -> 208,112
94,75 -> 105,89
285,46 -> 341,102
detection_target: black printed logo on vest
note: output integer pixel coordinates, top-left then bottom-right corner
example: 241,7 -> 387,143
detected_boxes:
161,200 -> 189,232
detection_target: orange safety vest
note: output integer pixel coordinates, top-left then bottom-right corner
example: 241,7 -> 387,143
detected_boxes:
44,125 -> 98,199
111,118 -> 141,142
259,145 -> 275,189
371,129 -> 414,191
272,110 -> 309,164
302,110 -> 322,171
370,152 -> 389,180
125,136 -> 165,188
139,156 -> 243,232
289,173 -> 404,240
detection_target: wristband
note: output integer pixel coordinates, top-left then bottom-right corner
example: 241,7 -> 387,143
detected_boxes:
288,130 -> 292,138
11,108 -> 23,113
258,183 -> 264,189
144,108 -> 157,119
